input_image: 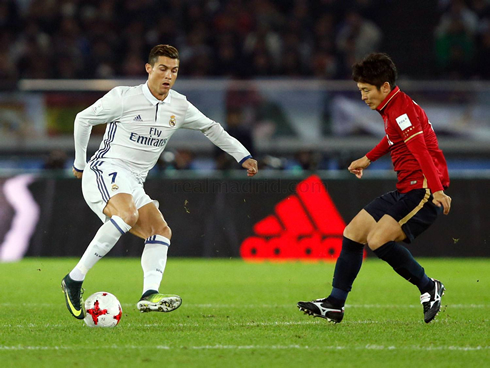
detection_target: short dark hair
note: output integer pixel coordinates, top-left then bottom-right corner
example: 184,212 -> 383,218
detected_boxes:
148,44 -> 179,66
352,53 -> 397,90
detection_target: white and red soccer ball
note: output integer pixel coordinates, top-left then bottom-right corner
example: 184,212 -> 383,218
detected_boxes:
84,292 -> 122,328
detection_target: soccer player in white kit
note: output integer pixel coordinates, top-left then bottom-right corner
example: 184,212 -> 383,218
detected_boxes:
61,44 -> 258,320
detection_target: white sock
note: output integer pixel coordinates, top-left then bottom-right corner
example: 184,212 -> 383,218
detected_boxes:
69,216 -> 131,281
141,235 -> 170,294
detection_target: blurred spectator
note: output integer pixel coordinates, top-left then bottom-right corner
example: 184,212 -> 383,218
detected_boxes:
43,150 -> 68,170
289,150 -> 322,171
475,20 -> 490,78
3,0 -> 489,82
145,16 -> 181,55
157,149 -> 196,171
435,0 -> 478,79
179,23 -> 213,77
213,33 -> 246,77
435,18 -> 476,79
312,13 -> 337,55
225,78 -> 294,139
174,149 -> 196,170
0,0 -> 20,34
468,0 -> 490,19
215,108 -> 255,170
436,0 -> 479,36
0,31 -> 18,88
311,51 -> 339,79
243,21 -> 283,75
279,30 -> 311,76
336,10 -> 383,63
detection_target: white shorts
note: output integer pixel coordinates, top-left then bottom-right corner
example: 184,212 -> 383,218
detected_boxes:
82,160 -> 153,223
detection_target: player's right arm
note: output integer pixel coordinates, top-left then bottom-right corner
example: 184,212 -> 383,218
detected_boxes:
349,136 -> 390,178
73,88 -> 123,177
348,156 -> 371,178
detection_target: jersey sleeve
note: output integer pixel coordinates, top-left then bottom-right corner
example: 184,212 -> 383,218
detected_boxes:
366,136 -> 390,162
73,88 -> 123,171
394,103 -> 444,193
181,102 -> 252,163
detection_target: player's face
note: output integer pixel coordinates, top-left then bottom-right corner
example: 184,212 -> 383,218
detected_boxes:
357,82 -> 390,110
146,56 -> 179,100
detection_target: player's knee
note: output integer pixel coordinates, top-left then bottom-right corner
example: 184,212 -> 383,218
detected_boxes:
343,224 -> 354,239
155,223 -> 172,240
343,223 -> 365,244
366,231 -> 384,251
118,209 -> 139,227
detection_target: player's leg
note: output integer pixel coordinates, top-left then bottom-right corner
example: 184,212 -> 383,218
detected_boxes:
130,201 -> 171,295
62,164 -> 135,319
130,201 -> 182,313
73,193 -> 136,277
368,214 -> 432,287
298,209 -> 374,323
367,190 -> 445,323
367,204 -> 432,292
330,210 -> 373,302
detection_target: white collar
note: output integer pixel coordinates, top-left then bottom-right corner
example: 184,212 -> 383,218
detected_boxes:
142,82 -> 172,105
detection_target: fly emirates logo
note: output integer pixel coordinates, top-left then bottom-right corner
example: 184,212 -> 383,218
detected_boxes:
129,127 -> 168,147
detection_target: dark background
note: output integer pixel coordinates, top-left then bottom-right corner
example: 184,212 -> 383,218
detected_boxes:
12,175 -> 487,259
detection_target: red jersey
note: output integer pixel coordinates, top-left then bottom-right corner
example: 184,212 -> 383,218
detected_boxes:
365,86 -> 450,193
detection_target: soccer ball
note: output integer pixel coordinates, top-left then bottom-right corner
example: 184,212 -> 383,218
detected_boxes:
83,291 -> 122,328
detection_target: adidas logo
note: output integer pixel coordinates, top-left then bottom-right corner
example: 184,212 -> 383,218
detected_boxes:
133,115 -> 143,121
240,175 -> 347,262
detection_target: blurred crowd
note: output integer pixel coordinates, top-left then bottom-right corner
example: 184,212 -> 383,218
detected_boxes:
1,0 -> 490,85
0,0 -> 382,83
435,0 -> 490,79
3,0 -> 490,173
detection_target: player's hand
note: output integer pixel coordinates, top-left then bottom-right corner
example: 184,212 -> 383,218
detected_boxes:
72,167 -> 83,179
242,158 -> 258,177
348,156 -> 371,179
432,190 -> 451,215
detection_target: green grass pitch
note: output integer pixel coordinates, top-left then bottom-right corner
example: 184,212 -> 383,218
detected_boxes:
0,258 -> 489,367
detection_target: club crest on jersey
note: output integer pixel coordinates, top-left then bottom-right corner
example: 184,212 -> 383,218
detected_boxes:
112,184 -> 119,191
169,115 -> 176,127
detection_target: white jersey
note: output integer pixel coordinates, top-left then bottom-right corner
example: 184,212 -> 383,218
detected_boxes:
74,82 -> 251,179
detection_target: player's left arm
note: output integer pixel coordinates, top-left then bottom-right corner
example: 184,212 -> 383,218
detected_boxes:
398,107 -> 451,214
241,157 -> 258,177
432,190 -> 451,215
182,102 -> 257,176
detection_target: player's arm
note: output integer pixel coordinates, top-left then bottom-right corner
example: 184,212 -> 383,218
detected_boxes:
348,156 -> 371,179
405,135 -> 451,214
432,190 -> 451,215
73,88 -> 123,178
181,102 -> 258,176
241,157 -> 258,177
349,136 -> 390,179
397,108 -> 451,214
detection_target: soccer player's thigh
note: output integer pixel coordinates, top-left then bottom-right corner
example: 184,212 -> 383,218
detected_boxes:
361,191 -> 406,248
130,191 -> 170,240
367,215 -> 406,250
82,162 -> 137,222
369,189 -> 438,249
397,192 -> 442,244
343,209 -> 377,244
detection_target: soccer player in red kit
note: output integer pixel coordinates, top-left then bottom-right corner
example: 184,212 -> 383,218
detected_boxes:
298,53 -> 452,324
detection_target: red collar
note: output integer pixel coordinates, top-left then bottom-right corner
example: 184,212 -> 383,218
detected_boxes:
376,86 -> 400,112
